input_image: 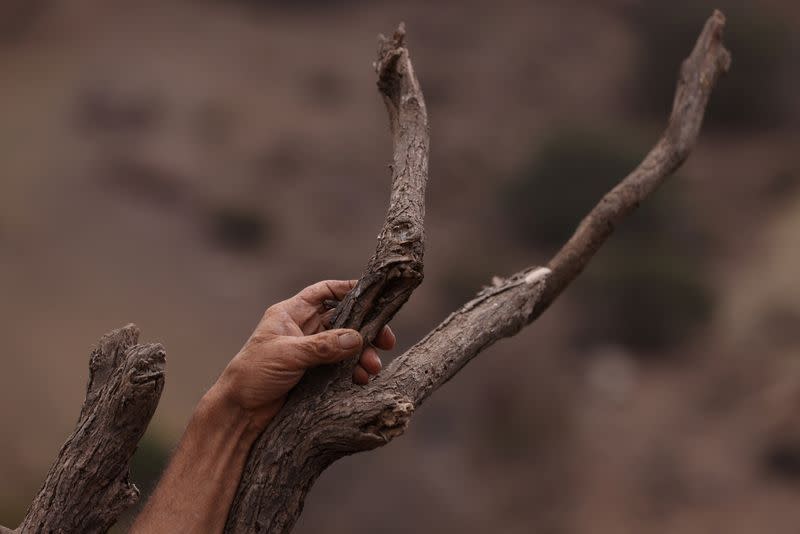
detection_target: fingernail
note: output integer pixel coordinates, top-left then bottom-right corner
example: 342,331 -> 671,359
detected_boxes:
338,331 -> 361,349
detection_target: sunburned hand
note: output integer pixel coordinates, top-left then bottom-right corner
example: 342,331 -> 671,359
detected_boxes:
215,279 -> 396,429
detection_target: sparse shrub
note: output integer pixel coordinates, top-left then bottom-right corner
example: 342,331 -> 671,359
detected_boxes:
763,439 -> 800,483
575,240 -> 714,352
503,127 -> 713,353
503,127 -> 675,251
208,204 -> 272,254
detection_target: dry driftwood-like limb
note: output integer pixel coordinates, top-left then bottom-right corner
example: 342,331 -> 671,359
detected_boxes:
224,11 -> 729,534
331,23 -> 428,342
14,325 -> 165,534
0,11 -> 729,534
540,10 -> 732,311
378,9 -> 732,406
224,24 -> 430,533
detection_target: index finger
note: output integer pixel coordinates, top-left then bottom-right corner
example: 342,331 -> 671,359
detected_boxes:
296,280 -> 356,308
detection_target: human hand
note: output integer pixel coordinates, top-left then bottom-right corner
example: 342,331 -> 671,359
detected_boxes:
214,280 -> 396,429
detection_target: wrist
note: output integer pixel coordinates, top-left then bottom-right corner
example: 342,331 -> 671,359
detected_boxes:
205,370 -> 282,436
198,382 -> 272,445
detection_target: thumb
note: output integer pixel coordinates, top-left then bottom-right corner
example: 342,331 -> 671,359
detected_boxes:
284,329 -> 363,369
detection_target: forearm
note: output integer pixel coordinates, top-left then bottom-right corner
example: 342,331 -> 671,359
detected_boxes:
131,384 -> 266,534
129,280 -> 379,532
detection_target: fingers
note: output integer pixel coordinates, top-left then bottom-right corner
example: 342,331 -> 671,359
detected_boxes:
272,280 -> 357,334
280,328 -> 383,385
352,325 -> 394,384
352,346 -> 382,385
296,280 -> 357,309
373,325 -> 396,351
353,365 -> 370,385
360,347 -> 382,374
282,328 -> 363,369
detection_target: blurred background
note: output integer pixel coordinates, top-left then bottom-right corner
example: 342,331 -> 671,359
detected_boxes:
0,0 -> 798,532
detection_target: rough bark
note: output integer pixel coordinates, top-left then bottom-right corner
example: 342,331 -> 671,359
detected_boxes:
0,10 -> 730,534
331,23 -> 428,342
381,10 -> 732,406
222,10 -> 730,534
14,325 -> 166,534
224,24 -> 430,533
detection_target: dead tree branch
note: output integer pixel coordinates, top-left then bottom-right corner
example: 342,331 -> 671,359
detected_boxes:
224,24 -> 430,533
1,10 -> 730,534
378,9 -> 732,407
331,22 -> 428,343
224,10 -> 730,534
15,326 -> 165,534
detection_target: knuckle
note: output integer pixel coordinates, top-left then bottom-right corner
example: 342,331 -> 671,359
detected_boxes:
263,303 -> 283,318
313,336 -> 337,360
261,307 -> 276,322
248,334 -> 273,347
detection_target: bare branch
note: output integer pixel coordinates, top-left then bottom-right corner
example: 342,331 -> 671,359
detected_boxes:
17,325 -> 165,534
331,22 -> 429,343
224,12 -> 729,534
376,10 -> 731,406
224,23 -> 430,533
0,10 -> 732,534
541,9 -> 732,308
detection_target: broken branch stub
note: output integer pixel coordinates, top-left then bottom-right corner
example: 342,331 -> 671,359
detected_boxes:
18,325 -> 166,534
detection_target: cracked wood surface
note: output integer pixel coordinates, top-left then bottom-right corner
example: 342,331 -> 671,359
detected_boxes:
15,325 -> 165,534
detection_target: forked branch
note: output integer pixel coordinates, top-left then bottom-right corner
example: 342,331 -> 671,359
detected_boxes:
0,10 -> 730,534
224,10 -> 730,534
376,10 -> 732,406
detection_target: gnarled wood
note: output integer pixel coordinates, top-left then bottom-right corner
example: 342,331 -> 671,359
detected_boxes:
380,10 -> 732,406
331,23 -> 428,342
1,11 -> 730,534
224,23 -> 430,533
15,325 -> 165,534
224,11 -> 729,534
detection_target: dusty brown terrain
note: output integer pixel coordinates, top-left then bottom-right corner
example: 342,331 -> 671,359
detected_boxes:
1,0 -> 798,532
